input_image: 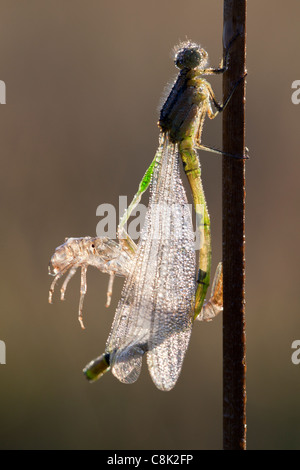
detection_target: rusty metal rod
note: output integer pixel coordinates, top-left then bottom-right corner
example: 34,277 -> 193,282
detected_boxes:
222,0 -> 247,450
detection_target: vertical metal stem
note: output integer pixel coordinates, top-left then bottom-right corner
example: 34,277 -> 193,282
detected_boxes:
222,0 -> 247,450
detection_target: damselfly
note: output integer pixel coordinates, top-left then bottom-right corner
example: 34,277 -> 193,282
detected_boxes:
49,37 -> 242,390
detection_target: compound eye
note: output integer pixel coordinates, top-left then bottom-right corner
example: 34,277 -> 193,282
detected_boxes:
175,47 -> 202,69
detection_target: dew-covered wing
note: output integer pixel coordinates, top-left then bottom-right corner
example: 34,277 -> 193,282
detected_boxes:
105,137 -> 196,390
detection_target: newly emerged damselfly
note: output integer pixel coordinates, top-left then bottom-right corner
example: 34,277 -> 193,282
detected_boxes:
49,37 -> 244,390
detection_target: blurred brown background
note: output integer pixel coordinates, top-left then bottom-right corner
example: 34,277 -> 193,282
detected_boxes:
0,0 -> 299,450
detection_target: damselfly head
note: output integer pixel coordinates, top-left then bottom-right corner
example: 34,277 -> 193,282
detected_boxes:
174,41 -> 208,70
